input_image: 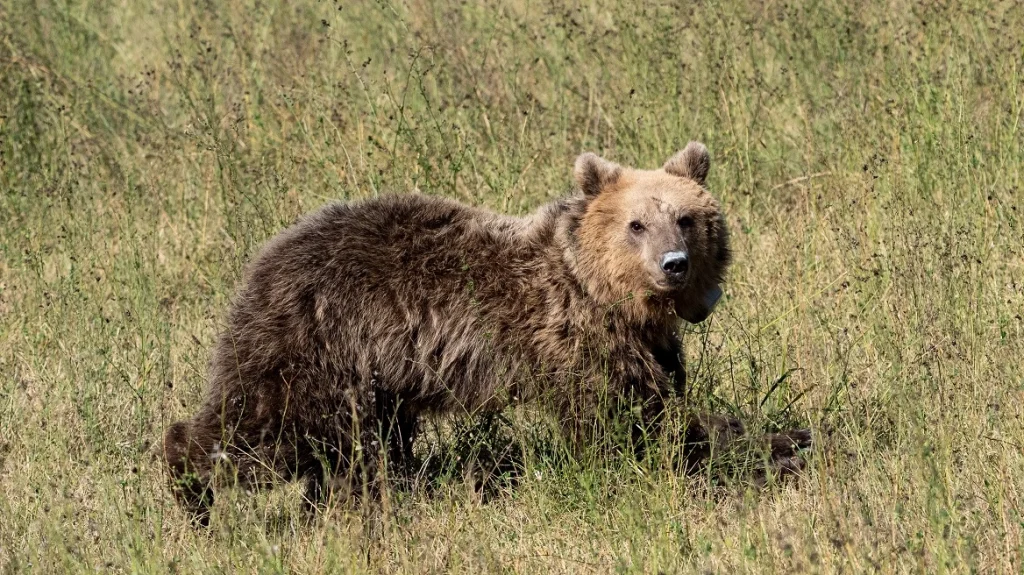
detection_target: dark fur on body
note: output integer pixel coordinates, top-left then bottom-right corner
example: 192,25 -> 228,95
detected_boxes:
163,144 -> 800,525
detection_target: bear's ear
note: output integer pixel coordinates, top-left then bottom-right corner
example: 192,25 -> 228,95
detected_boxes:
663,142 -> 710,185
574,152 -> 622,197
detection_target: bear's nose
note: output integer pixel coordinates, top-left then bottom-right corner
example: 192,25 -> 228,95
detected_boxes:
661,251 -> 689,276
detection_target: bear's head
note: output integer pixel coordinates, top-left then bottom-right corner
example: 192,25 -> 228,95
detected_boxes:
570,142 -> 731,324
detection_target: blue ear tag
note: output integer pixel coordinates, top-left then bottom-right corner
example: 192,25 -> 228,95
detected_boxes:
703,285 -> 723,312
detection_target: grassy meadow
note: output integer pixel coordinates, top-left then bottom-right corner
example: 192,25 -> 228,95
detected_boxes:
2,0 -> 1023,572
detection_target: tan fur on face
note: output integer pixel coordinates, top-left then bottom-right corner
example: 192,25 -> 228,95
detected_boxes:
573,164 -> 730,323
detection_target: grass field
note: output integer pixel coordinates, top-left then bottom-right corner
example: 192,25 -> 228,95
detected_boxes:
2,0 -> 1023,572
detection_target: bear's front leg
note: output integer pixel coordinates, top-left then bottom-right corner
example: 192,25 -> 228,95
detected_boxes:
375,393 -> 419,485
681,412 -> 812,482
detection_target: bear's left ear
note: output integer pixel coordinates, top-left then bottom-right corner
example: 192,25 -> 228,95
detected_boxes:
574,152 -> 622,197
663,141 -> 710,186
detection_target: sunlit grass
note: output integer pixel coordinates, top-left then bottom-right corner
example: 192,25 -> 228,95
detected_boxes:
1,0 -> 1022,572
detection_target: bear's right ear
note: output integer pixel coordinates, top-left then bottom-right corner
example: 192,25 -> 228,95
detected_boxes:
574,152 -> 622,197
663,142 -> 710,186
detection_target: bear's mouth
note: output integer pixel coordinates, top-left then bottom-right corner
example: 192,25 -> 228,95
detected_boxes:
653,275 -> 690,293
659,283 -> 723,323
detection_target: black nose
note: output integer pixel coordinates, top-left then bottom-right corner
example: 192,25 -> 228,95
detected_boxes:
661,251 -> 689,275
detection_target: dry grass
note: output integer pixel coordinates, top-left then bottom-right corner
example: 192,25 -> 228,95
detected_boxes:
1,0 -> 1023,572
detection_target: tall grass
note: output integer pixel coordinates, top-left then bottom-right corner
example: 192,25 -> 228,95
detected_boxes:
1,0 -> 1022,572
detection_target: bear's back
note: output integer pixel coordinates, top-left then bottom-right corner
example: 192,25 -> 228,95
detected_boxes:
249,193 -> 541,306
214,193 -> 557,412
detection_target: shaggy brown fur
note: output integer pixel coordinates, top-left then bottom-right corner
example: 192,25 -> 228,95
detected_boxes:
163,143 -> 804,525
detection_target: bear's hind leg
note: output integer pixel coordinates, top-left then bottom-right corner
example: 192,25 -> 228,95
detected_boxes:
163,420 -> 216,527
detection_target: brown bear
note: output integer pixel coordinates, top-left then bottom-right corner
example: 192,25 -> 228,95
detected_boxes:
163,142 -> 806,525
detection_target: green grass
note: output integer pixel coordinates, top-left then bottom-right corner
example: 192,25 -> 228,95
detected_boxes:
1,0 -> 1023,572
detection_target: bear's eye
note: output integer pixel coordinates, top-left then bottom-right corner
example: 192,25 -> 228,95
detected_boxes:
629,221 -> 646,233
678,216 -> 695,229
